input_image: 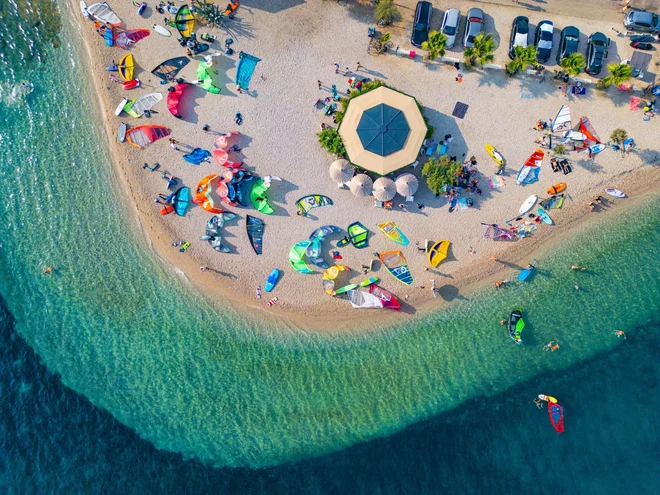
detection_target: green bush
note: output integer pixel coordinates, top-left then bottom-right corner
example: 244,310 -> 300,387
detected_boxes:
318,127 -> 346,157
374,0 -> 400,25
421,155 -> 462,195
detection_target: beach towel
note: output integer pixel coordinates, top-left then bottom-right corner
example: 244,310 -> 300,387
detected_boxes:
452,102 -> 469,119
236,52 -> 261,90
488,175 -> 505,190
458,197 -> 468,210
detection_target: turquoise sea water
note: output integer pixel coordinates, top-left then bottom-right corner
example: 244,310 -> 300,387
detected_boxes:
1,1 -> 658,491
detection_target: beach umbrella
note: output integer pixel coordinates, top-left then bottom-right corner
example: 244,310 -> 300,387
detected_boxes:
349,174 -> 373,198
337,86 -> 426,175
395,173 -> 418,197
373,177 -> 396,201
329,159 -> 354,185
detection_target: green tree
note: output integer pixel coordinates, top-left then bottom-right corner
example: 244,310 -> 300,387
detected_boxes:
601,63 -> 633,88
463,33 -> 495,67
318,127 -> 346,157
421,30 -> 447,61
553,144 -> 566,156
373,32 -> 392,54
374,0 -> 400,25
506,45 -> 537,75
559,52 -> 586,76
421,156 -> 463,195
609,128 -> 628,155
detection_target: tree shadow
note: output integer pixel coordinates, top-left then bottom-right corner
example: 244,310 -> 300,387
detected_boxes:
477,70 -> 512,89
437,284 -> 467,302
633,148 -> 660,165
241,0 -> 305,13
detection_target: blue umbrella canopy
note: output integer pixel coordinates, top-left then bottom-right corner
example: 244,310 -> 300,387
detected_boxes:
356,104 -> 410,157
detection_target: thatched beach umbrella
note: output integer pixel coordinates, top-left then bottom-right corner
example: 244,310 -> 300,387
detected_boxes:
338,86 -> 426,176
373,177 -> 397,201
395,173 -> 419,197
349,174 -> 373,198
329,159 -> 354,185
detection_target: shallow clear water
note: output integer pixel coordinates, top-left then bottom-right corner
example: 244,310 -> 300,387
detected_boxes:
0,0 -> 658,489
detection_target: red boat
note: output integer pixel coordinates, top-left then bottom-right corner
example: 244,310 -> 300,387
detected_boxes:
548,402 -> 564,433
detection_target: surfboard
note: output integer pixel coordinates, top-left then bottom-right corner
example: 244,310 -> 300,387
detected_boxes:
605,188 -> 625,198
80,1 -> 90,18
537,208 -> 553,225
485,144 -> 504,165
588,143 -> 606,155
117,122 -> 127,143
153,24 -> 172,37
114,98 -> 127,116
519,195 -> 538,215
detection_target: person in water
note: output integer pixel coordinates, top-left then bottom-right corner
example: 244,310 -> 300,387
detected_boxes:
534,397 -> 542,409
500,319 -> 507,326
571,265 -> 586,271
43,266 -> 53,274
613,330 -> 626,339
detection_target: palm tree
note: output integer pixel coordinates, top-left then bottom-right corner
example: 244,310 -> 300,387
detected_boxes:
601,63 -> 633,88
464,33 -> 495,67
506,45 -> 536,75
559,52 -> 587,76
553,144 -> 566,156
374,0 -> 400,25
609,128 -> 628,155
422,30 -> 448,61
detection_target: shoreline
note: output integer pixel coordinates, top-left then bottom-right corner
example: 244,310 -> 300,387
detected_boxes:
71,0 -> 660,333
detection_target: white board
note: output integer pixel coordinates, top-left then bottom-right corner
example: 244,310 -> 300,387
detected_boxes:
519,195 -> 538,215
114,98 -> 127,116
605,188 -> 626,198
153,24 -> 171,37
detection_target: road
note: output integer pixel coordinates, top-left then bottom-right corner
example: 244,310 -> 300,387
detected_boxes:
470,0 -> 635,24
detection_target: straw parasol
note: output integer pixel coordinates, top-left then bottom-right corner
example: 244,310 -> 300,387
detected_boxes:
395,173 -> 419,197
349,174 -> 373,198
329,159 -> 354,184
338,86 -> 426,176
372,177 -> 397,201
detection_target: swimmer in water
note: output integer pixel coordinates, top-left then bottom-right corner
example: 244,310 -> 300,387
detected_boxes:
500,319 -> 507,326
613,330 -> 626,339
43,266 -> 53,274
534,397 -> 542,409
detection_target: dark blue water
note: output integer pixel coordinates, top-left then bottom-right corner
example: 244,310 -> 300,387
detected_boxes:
2,295 -> 657,493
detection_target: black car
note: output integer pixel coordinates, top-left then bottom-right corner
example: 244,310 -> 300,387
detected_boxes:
556,26 -> 580,64
585,32 -> 609,75
534,20 -> 554,63
508,16 -> 530,59
411,1 -> 433,48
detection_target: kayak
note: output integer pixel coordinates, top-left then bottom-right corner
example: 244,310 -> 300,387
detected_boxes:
519,195 -> 538,215
605,188 -> 626,198
264,268 -> 280,292
122,79 -> 140,90
485,144 -> 504,165
519,263 -> 535,281
548,402 -> 565,433
508,309 -> 524,344
537,208 -> 553,225
547,183 -> 566,195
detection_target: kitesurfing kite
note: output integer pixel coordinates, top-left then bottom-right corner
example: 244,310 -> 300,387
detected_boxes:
289,241 -> 314,274
125,125 -> 170,148
152,57 -> 190,83
306,225 -> 342,269
296,195 -> 333,216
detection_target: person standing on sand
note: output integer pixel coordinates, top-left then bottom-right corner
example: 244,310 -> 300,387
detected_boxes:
200,266 -> 208,272
334,63 -> 339,74
356,62 -> 362,71
202,124 -> 211,133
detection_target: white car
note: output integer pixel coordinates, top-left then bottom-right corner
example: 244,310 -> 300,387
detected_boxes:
441,8 -> 460,49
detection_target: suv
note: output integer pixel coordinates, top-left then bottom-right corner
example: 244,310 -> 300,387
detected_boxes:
508,16 -> 529,59
411,1 -> 433,47
441,8 -> 461,49
556,26 -> 580,64
463,8 -> 484,49
585,32 -> 609,75
624,10 -> 660,33
534,20 -> 554,63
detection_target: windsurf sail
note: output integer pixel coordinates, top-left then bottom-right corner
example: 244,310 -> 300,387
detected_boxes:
516,149 -> 543,185
368,284 -> 401,311
481,223 -> 517,241
183,148 -> 211,165
250,179 -> 274,215
427,240 -> 450,267
125,93 -> 163,118
246,215 -> 264,255
174,4 -> 195,39
347,290 -> 384,309
551,105 -> 571,132
576,116 -> 601,145
87,2 -> 121,25
114,29 -> 150,49
117,54 -> 134,82
289,241 -> 314,274
152,57 -> 190,83
378,221 -> 409,246
540,194 -> 565,210
379,250 -> 413,286
306,225 -> 342,269
548,402 -> 565,433
296,195 -> 333,216
125,125 -> 170,148
347,222 -> 369,248
167,83 -> 188,119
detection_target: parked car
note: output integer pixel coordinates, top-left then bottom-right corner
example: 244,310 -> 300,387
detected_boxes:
534,20 -> 554,63
411,1 -> 433,48
508,16 -> 530,59
556,26 -> 580,64
441,8 -> 461,49
623,10 -> 660,33
585,32 -> 609,75
463,8 -> 484,49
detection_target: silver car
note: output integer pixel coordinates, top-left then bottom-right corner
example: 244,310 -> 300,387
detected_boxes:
441,8 -> 461,49
463,8 -> 484,49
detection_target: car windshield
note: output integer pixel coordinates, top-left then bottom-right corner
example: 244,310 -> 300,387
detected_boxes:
416,24 -> 427,31
444,25 -> 456,35
654,14 -> 659,25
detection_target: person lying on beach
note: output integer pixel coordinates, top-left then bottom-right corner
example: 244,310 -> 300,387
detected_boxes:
594,195 -> 604,205
587,201 -> 596,212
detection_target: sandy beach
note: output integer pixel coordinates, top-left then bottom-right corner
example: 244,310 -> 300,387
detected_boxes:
72,0 -> 660,331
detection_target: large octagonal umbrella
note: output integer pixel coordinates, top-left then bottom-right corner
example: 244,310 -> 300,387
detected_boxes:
349,173 -> 373,197
329,159 -> 354,185
338,86 -> 426,176
373,177 -> 396,201
395,173 -> 419,197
